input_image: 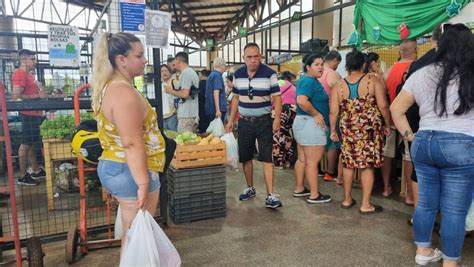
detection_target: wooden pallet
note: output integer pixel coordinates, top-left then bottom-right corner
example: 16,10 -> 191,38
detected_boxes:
171,142 -> 226,169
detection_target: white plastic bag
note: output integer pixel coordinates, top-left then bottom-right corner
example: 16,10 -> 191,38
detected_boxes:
120,210 -> 181,267
206,118 -> 225,137
114,205 -> 122,240
221,133 -> 239,169
466,199 -> 474,231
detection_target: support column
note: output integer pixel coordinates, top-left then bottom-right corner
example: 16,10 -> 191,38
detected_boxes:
108,0 -> 121,33
207,49 -> 218,69
312,0 -> 334,47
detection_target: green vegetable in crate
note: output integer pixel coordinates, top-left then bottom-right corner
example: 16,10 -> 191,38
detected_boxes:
175,135 -> 184,144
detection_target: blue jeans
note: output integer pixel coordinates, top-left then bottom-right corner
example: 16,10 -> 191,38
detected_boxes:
163,114 -> 177,131
411,130 -> 474,261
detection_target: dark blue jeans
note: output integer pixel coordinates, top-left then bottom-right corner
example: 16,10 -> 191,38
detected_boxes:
411,130 -> 474,261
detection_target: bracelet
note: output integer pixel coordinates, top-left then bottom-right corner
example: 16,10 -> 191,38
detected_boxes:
137,182 -> 150,187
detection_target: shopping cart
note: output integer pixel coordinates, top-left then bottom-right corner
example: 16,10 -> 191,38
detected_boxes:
65,84 -> 120,263
0,82 -> 44,266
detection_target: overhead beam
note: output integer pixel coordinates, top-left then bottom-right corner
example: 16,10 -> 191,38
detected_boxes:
180,10 -> 237,17
186,2 -> 247,11
175,0 -> 209,36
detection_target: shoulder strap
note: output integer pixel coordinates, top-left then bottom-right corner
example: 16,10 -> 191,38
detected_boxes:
280,84 -> 293,96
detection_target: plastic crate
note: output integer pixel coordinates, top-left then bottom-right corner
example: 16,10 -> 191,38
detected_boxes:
169,192 -> 226,224
168,192 -> 226,207
167,165 -> 226,178
169,201 -> 225,216
168,165 -> 226,198
169,207 -> 226,224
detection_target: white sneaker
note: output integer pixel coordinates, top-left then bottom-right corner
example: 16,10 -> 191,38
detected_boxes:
415,248 -> 442,265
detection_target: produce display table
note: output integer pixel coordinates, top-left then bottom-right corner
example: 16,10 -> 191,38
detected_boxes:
43,138 -> 75,210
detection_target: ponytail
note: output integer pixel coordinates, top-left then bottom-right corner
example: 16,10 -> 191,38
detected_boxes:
91,32 -> 114,114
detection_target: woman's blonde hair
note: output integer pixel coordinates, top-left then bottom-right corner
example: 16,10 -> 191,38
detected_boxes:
91,32 -> 140,114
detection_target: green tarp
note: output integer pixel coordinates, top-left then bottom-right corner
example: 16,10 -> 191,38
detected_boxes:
352,0 -> 470,45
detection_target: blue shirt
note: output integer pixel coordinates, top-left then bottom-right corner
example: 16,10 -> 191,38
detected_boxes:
205,70 -> 226,115
233,64 -> 280,117
296,75 -> 329,124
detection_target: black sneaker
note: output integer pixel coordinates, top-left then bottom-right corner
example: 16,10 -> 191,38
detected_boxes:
17,173 -> 40,186
306,193 -> 332,204
30,168 -> 46,180
292,187 -> 311,197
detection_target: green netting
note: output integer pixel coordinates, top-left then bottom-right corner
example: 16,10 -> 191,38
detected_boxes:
351,0 -> 470,45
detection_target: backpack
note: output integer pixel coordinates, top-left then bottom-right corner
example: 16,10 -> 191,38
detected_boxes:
71,120 -> 103,164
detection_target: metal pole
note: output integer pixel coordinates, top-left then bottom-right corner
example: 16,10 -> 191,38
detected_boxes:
151,0 -> 167,225
338,5 -> 343,48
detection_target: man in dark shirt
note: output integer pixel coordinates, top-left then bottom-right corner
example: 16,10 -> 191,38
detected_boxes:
399,25 -> 440,221
197,70 -> 210,133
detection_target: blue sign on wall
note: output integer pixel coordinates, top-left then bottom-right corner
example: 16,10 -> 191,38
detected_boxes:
120,2 -> 145,32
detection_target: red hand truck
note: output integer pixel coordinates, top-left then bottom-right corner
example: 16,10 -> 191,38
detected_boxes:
65,84 -> 121,263
0,82 -> 44,266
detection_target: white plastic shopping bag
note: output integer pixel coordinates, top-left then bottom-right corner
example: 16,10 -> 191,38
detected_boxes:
206,118 -> 225,137
120,210 -> 181,267
114,205 -> 122,240
221,133 -> 239,169
466,199 -> 474,231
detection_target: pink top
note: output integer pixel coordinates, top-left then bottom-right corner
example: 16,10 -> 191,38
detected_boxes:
279,80 -> 296,105
318,66 -> 334,97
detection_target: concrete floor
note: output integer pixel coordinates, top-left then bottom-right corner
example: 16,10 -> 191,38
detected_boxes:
10,163 -> 473,266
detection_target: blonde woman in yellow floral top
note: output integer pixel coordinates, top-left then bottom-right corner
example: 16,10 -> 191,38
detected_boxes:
91,32 -> 165,249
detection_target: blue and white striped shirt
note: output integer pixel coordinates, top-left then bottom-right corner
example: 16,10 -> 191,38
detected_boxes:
232,64 -> 280,117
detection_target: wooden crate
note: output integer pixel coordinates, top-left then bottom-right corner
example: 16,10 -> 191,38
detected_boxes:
171,142 -> 226,169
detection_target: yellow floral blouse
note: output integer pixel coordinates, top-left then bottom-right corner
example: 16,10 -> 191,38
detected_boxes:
97,83 -> 166,172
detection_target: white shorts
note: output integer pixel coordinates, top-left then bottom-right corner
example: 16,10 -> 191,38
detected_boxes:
382,127 -> 397,158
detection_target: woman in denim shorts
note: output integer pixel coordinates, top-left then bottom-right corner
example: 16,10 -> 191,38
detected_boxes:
91,32 -> 166,250
292,54 -> 332,204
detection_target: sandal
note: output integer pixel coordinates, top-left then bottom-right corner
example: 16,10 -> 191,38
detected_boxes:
340,199 -> 357,209
359,204 -> 383,215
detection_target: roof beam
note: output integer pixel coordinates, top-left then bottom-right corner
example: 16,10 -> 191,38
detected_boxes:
186,2 -> 248,11
216,1 -> 252,39
180,10 -> 237,17
175,0 -> 209,36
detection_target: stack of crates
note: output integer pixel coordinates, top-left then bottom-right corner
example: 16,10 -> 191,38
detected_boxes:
168,165 -> 226,224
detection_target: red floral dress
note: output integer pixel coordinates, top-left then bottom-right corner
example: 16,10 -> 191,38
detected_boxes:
339,84 -> 385,169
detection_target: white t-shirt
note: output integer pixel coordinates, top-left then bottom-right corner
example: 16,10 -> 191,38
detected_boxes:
403,64 -> 474,137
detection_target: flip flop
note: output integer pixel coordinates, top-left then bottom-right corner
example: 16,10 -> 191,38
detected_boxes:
340,199 -> 357,209
359,204 -> 383,215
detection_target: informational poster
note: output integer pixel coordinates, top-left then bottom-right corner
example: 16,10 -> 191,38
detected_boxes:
145,10 -> 171,49
48,25 -> 80,67
120,0 -> 146,33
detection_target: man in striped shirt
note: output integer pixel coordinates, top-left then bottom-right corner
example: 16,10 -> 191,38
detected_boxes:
225,43 -> 283,209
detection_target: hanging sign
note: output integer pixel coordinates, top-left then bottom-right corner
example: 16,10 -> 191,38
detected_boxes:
206,38 -> 214,50
48,25 -> 80,67
239,27 -> 248,37
120,0 -> 146,33
145,10 -> 171,48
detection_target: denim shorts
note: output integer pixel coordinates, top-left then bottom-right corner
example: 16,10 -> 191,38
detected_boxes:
97,160 -> 160,200
293,115 -> 327,146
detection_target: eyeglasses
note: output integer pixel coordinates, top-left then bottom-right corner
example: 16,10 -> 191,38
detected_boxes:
248,77 -> 253,100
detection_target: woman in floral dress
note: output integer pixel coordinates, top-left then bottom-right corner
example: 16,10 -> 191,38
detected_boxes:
329,50 -> 391,214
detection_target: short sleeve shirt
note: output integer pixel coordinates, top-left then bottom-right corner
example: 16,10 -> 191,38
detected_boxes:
177,67 -> 200,119
205,70 -> 226,115
403,64 -> 474,137
232,64 -> 280,117
12,68 -> 42,116
296,75 -> 329,124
